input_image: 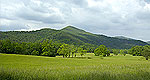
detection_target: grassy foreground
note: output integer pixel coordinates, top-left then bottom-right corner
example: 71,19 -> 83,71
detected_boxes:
0,53 -> 150,80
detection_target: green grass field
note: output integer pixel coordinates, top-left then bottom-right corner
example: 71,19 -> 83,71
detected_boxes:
0,53 -> 150,80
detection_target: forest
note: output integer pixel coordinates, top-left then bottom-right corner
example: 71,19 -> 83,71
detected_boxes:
0,26 -> 148,49
0,39 -> 150,60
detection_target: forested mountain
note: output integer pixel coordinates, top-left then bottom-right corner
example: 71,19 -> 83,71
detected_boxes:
0,26 -> 148,49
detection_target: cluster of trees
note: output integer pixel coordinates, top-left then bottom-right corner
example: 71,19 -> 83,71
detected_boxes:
0,39 -> 150,60
112,49 -> 128,56
0,39 -> 61,57
94,45 -> 128,57
94,45 -> 150,60
57,44 -> 87,58
128,45 -> 150,60
0,39 -> 88,58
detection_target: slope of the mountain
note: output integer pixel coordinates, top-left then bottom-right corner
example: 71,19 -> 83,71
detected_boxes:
61,26 -> 148,49
0,28 -> 58,42
0,26 -> 148,49
115,36 -> 133,40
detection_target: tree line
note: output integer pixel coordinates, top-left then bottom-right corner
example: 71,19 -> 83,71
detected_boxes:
0,39 -> 150,60
128,45 -> 150,60
94,45 -> 150,60
0,39 -> 60,57
0,39 -> 88,57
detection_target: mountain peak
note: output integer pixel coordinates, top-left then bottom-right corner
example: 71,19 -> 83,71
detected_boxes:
61,26 -> 86,33
65,26 -> 76,29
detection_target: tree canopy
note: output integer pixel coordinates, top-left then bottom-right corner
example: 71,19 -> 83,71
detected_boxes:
94,45 -> 110,57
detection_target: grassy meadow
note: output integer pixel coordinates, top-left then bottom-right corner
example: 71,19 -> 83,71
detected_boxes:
0,53 -> 150,80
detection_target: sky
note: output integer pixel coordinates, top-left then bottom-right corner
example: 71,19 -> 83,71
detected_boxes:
0,0 -> 150,41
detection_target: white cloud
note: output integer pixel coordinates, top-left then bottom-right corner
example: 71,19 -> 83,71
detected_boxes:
0,0 -> 150,41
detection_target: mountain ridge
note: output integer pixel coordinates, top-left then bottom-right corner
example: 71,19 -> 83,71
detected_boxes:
115,36 -> 133,40
0,26 -> 148,49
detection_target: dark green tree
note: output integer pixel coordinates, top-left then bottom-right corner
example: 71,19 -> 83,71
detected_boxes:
128,46 -> 143,56
142,45 -> 150,60
14,45 -> 23,54
94,45 -> 109,57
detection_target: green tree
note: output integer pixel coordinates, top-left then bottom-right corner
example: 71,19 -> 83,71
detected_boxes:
78,47 -> 85,56
68,45 -> 74,57
123,49 -> 128,56
80,49 -> 87,56
41,39 -> 56,57
128,46 -> 143,56
94,45 -> 109,57
74,47 -> 78,57
57,44 -> 70,58
14,43 -> 23,54
120,49 -> 126,56
82,50 -> 87,56
20,42 -> 29,55
142,45 -> 150,60
112,49 -> 119,55
94,48 -> 101,56
0,40 -> 15,54
32,42 -> 43,55
57,48 -> 64,57
0,40 -> 2,52
69,45 -> 76,57
106,50 -> 110,56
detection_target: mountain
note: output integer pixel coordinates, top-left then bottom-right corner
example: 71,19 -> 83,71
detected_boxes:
0,26 -> 148,49
115,36 -> 133,40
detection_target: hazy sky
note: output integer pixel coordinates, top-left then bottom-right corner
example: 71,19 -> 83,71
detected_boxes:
0,0 -> 150,41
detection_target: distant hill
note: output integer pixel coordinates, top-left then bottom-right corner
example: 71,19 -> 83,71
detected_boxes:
0,26 -> 148,49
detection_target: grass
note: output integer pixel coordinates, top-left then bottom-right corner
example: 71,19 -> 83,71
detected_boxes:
0,53 -> 150,80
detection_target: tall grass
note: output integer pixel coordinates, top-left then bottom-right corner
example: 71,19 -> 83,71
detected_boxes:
0,53 -> 150,80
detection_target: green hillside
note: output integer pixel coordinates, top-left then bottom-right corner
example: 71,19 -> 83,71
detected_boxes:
0,26 -> 148,49
60,26 -> 148,49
